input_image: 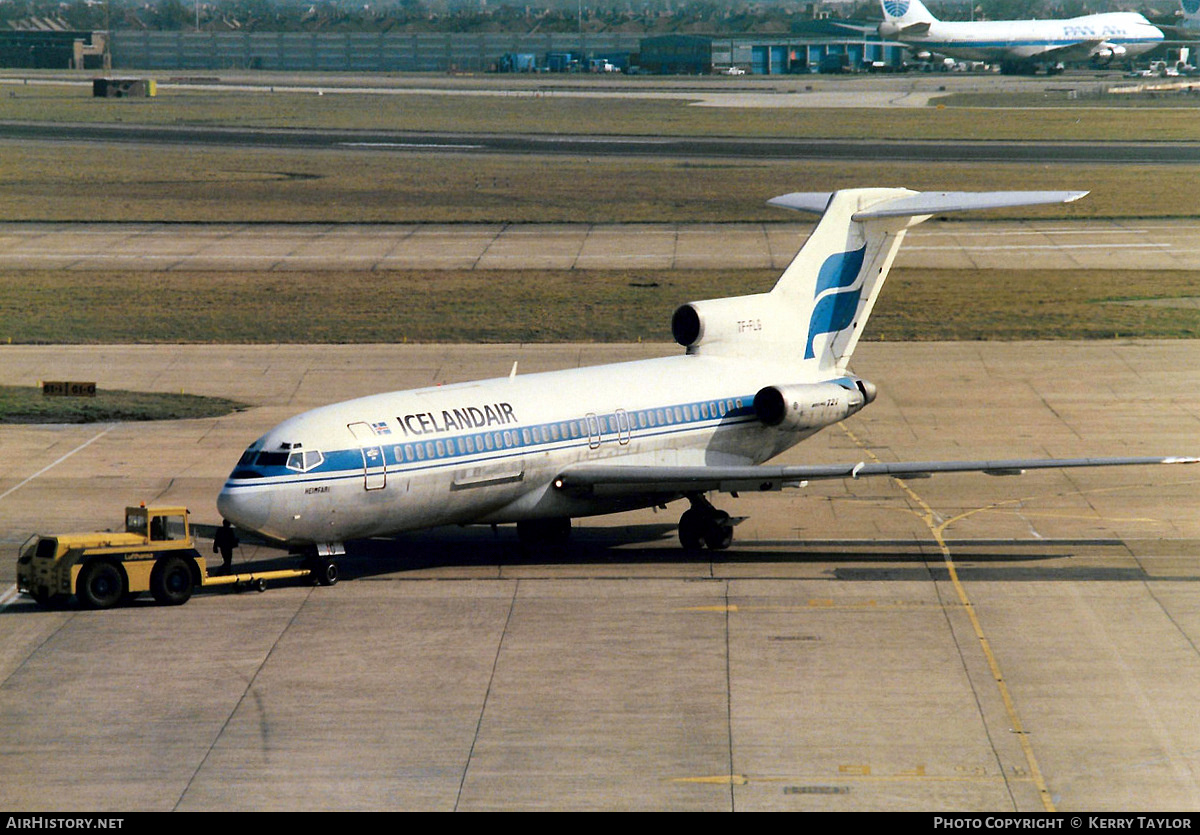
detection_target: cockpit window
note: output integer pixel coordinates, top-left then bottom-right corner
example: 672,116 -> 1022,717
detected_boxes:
286,450 -> 324,472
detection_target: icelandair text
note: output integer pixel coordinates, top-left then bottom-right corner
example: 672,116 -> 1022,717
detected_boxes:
395,402 -> 517,437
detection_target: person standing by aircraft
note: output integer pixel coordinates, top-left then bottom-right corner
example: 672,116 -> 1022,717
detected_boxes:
213,519 -> 239,573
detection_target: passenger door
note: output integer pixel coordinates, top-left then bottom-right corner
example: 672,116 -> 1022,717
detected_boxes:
347,422 -> 387,491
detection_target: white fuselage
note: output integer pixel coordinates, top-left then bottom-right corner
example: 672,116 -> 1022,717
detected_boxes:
216,352 -> 836,546
894,13 -> 1163,64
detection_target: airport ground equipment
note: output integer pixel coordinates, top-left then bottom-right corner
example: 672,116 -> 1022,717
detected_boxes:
16,505 -> 334,609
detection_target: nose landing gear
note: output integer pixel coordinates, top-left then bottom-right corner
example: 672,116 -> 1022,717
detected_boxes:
678,495 -> 736,551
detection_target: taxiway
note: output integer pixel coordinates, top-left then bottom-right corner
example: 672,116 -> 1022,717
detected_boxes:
0,341 -> 1197,811
1,218 -> 1197,272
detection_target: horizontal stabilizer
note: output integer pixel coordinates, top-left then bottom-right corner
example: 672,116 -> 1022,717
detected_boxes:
768,190 -> 1088,219
554,456 -> 1197,498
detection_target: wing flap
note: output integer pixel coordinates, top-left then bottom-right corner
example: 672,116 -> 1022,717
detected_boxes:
554,456 -> 1197,498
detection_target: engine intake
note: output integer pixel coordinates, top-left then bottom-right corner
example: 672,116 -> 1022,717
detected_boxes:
754,378 -> 876,431
670,293 -> 774,355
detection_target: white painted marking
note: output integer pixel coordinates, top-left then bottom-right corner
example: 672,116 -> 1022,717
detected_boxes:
0,425 -> 116,503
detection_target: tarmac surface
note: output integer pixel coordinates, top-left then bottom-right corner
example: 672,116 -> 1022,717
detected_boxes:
6,120 -> 1200,163
1,71 -> 1198,811
2,217 -> 1199,272
1,340 -> 1198,811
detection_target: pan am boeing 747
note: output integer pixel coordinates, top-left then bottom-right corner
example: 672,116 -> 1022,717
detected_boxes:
878,0 -> 1164,73
216,188 -> 1195,567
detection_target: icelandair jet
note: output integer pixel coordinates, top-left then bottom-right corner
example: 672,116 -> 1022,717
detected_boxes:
878,0 -> 1165,73
217,188 -> 1195,567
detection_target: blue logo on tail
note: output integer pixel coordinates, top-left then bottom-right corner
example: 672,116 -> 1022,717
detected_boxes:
883,0 -> 911,17
805,246 -> 866,360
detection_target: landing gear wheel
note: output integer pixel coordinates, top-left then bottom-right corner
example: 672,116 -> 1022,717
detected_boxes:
150,555 -> 194,606
678,500 -> 735,551
313,559 -> 339,586
678,509 -> 705,551
77,560 -> 126,610
703,512 -> 734,551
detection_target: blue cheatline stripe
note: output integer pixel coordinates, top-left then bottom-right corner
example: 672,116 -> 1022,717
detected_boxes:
223,394 -> 764,488
918,37 -> 1161,49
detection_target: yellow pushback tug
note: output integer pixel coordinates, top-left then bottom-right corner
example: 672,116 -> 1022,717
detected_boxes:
16,505 -> 335,609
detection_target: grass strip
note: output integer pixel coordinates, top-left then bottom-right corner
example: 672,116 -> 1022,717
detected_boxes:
3,82 -> 1200,141
2,268 -> 1196,344
0,385 -> 246,423
1,142 -> 1195,222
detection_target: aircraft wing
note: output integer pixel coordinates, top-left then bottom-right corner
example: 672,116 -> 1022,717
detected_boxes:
553,456 -> 1198,498
1034,38 -> 1120,62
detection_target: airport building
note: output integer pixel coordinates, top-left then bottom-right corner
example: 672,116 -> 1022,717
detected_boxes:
0,29 -> 107,70
0,26 -> 902,74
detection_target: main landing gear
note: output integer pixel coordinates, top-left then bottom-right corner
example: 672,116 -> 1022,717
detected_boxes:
678,494 -> 734,551
301,553 -> 340,586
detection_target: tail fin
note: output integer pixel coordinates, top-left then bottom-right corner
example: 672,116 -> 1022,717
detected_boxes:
672,188 -> 1085,370
880,0 -> 937,26
1183,0 -> 1200,33
769,188 -> 1086,372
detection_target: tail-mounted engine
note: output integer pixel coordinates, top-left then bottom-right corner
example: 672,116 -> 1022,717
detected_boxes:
671,293 -> 775,356
753,378 -> 877,432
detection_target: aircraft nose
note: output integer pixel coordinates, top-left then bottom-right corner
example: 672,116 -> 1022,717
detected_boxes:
217,485 -> 272,534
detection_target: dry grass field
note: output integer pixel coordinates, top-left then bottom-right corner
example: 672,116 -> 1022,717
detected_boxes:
0,141 -> 1196,222
2,268 -> 1197,345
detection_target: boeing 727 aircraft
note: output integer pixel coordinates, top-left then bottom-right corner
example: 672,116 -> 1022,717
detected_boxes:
216,188 -> 1195,566
878,0 -> 1165,73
